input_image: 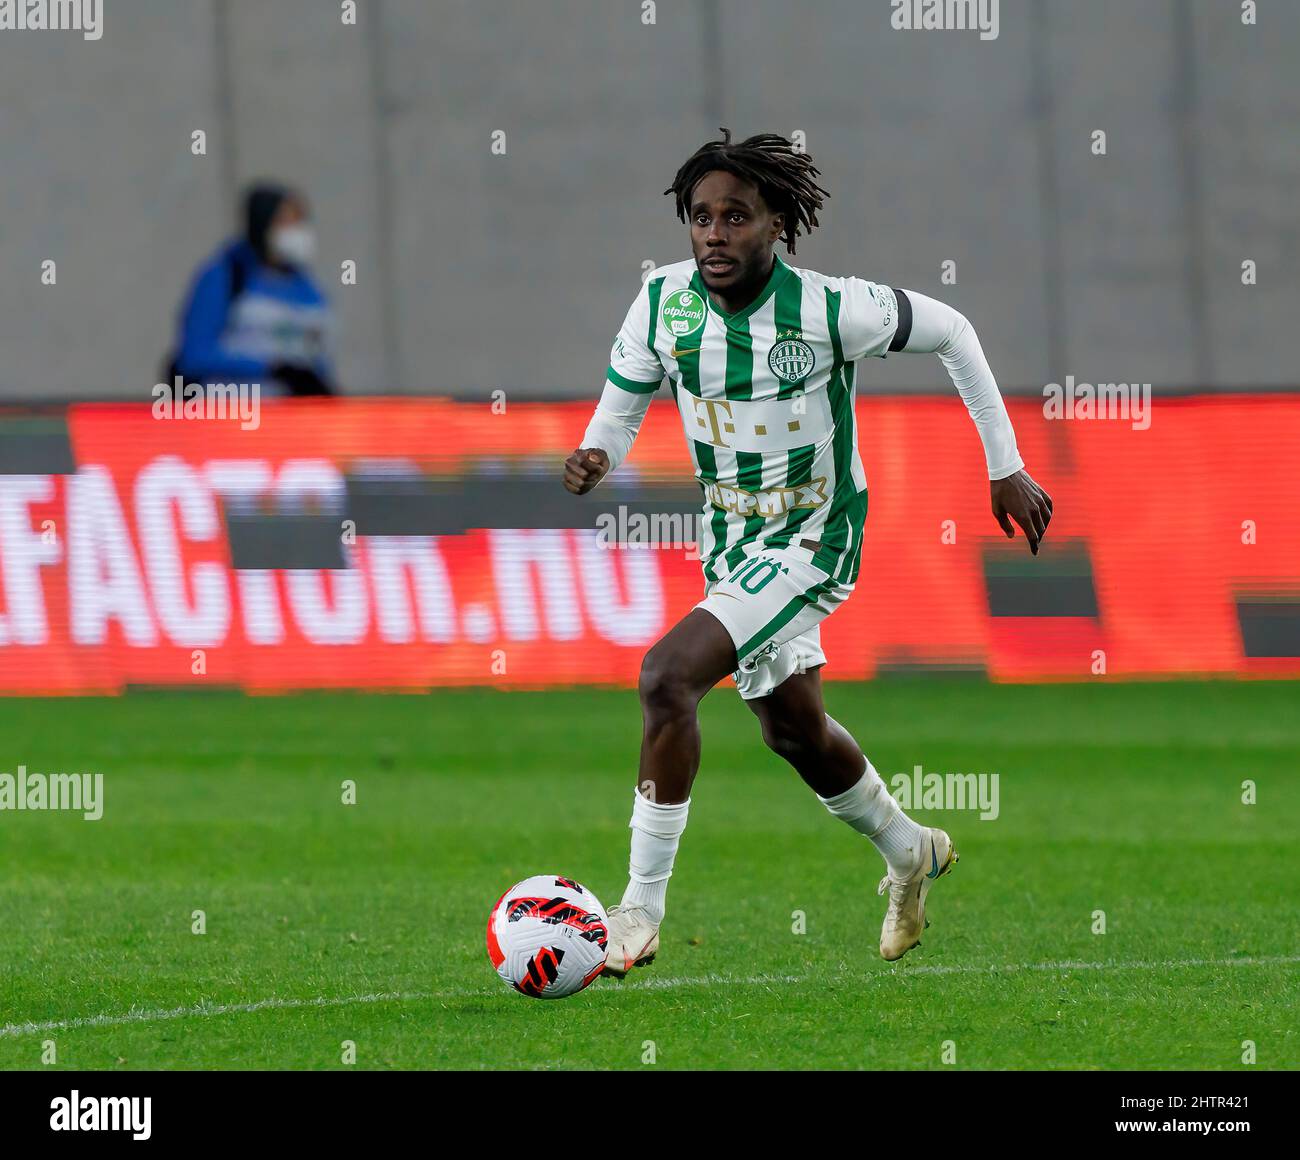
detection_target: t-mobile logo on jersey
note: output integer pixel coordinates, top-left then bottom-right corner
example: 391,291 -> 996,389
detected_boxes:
890,0 -> 999,42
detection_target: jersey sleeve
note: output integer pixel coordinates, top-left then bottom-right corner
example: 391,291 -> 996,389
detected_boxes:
580,380 -> 654,475
893,288 -> 1023,480
836,277 -> 908,362
605,278 -> 665,393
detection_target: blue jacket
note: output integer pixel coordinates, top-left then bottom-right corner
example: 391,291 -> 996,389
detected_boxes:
171,240 -> 334,387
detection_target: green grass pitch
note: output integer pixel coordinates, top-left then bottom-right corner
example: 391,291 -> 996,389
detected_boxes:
0,680 -> 1296,1070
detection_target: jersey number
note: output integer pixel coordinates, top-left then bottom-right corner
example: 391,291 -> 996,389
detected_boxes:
729,557 -> 786,594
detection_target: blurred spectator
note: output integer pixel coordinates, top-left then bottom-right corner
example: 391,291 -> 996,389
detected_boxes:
164,182 -> 336,395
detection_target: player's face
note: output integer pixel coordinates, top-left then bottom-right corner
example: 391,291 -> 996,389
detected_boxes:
689,170 -> 784,298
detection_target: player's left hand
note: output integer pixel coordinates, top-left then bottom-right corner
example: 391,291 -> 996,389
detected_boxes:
991,470 -> 1053,555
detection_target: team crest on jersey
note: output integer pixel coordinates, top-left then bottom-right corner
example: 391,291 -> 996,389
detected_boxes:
661,288 -> 707,339
768,330 -> 816,383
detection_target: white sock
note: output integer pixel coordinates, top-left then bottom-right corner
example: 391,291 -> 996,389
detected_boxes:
620,789 -> 689,924
818,759 -> 925,878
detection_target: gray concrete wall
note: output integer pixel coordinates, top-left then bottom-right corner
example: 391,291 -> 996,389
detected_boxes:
0,0 -> 1293,400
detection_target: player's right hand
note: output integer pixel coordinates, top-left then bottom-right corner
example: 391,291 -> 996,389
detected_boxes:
563,447 -> 610,495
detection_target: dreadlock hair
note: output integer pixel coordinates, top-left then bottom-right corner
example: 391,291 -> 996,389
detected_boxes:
664,128 -> 830,254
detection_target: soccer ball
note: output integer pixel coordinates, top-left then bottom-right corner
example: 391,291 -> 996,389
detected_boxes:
486,874 -> 609,998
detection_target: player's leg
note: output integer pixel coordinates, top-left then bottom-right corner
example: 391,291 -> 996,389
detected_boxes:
744,664 -> 928,872
743,660 -> 958,961
605,608 -> 738,977
743,663 -> 870,797
608,544 -> 854,976
637,607 -> 738,803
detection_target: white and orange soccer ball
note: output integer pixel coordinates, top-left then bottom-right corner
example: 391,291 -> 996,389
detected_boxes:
486,875 -> 609,998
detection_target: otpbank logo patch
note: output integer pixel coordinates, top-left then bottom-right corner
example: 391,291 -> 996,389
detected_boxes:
661,289 -> 707,339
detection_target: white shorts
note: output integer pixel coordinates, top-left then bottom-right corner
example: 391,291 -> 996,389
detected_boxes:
695,545 -> 852,700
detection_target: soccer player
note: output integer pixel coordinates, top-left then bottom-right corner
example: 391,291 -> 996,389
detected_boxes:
563,130 -> 1052,974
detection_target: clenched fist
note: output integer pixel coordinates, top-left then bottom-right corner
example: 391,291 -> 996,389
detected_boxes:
563,448 -> 610,495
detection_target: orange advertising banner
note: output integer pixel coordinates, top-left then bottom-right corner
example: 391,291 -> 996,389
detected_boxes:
0,394 -> 1296,693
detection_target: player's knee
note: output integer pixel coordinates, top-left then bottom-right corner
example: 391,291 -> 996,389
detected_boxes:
637,651 -> 696,718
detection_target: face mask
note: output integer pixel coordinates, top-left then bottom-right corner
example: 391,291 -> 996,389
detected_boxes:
269,223 -> 317,266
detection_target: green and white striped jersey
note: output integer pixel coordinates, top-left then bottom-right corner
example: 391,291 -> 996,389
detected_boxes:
605,254 -> 904,585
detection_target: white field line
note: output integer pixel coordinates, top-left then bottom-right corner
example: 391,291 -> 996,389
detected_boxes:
620,954 -> 1300,989
888,954 -> 1300,978
0,991 -> 424,1039
2,955 -> 1296,1039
